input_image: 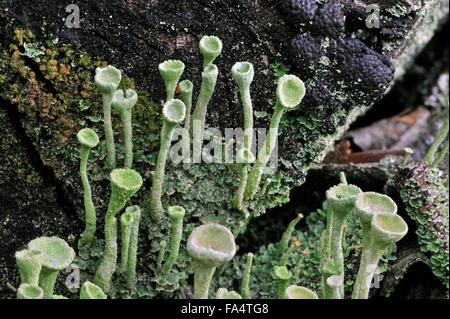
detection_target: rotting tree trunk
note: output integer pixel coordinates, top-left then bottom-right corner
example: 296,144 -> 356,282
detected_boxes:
0,0 -> 448,298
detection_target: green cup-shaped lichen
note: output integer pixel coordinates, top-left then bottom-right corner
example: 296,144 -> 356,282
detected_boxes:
241,252 -> 253,299
149,99 -> 186,221
159,60 -> 185,101
353,212 -> 407,299
77,128 -> 100,255
216,288 -> 242,299
244,75 -> 305,200
232,147 -> 255,212
284,285 -> 318,299
17,284 -> 43,299
326,275 -> 343,299
274,265 -> 292,299
126,205 -> 141,289
95,65 -> 122,169
28,237 -> 75,299
199,36 -> 222,68
80,281 -> 107,299
179,79 -> 194,156
118,210 -> 134,274
112,89 -> 138,168
94,168 -> 143,293
322,183 -> 361,298
191,64 -> 219,162
187,223 -> 236,299
15,249 -> 43,286
231,62 -> 254,150
161,206 -> 185,274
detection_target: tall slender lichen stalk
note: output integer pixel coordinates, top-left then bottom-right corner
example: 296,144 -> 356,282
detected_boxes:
432,139 -> 449,168
95,65 -> 122,169
94,168 -> 142,293
277,213 -> 303,256
284,285 -> 318,299
244,75 -> 305,200
241,252 -> 253,299
15,249 -> 42,286
118,210 -> 134,274
424,106 -> 449,164
17,284 -> 43,299
352,192 -> 400,299
187,223 -> 236,299
274,266 -> 292,299
159,60 -> 185,101
149,99 -> 186,221
161,206 -> 185,274
191,64 -> 219,162
322,183 -> 361,298
354,213 -> 407,299
77,128 -> 99,254
126,205 -> 141,290
112,89 -> 138,168
179,80 -> 193,158
232,147 -> 255,212
80,281 -> 107,299
28,237 -> 75,299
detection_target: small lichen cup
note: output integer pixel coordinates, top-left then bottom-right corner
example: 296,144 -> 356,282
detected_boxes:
199,36 -> 223,68
274,265 -> 292,299
15,249 -> 43,286
187,223 -> 236,299
284,285 -> 318,299
28,236 -> 75,299
80,281 -> 107,299
216,288 -> 242,299
17,283 -> 44,299
159,60 -> 185,101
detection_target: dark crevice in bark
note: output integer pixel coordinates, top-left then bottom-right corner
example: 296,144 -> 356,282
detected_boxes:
0,97 -> 78,220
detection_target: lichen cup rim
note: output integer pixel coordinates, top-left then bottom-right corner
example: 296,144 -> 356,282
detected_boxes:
110,168 -> 143,193
15,249 -> 43,261
276,74 -> 305,109
112,88 -> 138,112
81,281 -> 107,299
158,59 -> 185,82
355,191 -> 398,224
274,265 -> 292,280
371,212 -> 408,243
199,35 -> 223,56
95,65 -> 122,93
28,236 -> 75,271
17,283 -> 44,299
179,79 -> 193,93
326,274 -> 343,288
187,223 -> 236,266
77,128 -> 99,149
167,205 -> 185,219
231,61 -> 254,85
284,285 -> 318,299
120,211 -> 134,226
163,99 -> 186,125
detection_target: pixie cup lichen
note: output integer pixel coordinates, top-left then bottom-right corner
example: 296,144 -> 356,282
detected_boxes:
187,223 -> 236,299
353,213 -> 408,299
216,288 -> 242,299
28,236 -> 75,299
80,281 -> 107,299
284,285 -> 318,299
149,99 -> 186,221
94,168 -> 143,293
161,206 -> 185,274
17,284 -> 44,299
244,74 -> 305,200
118,210 -> 134,274
179,80 -> 194,157
15,249 -> 43,286
233,147 -> 255,212
112,89 -> 138,168
199,36 -> 222,68
77,128 -> 99,255
327,275 -> 343,299
95,65 -> 122,169
159,60 -> 185,101
274,265 -> 292,299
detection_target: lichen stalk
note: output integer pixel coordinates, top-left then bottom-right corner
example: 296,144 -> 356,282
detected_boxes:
112,89 -> 138,168
179,80 -> 193,157
241,253 -> 253,299
277,213 -> 303,256
424,107 -> 449,164
94,169 -> 143,292
431,139 -> 449,168
244,75 -> 305,200
95,66 -> 122,169
157,240 -> 167,269
77,128 -> 99,254
149,99 -> 186,221
162,206 -> 185,274
126,205 -> 141,289
232,148 -> 255,212
118,211 -> 134,274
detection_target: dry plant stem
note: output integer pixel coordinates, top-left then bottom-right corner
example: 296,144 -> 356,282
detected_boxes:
241,253 -> 253,299
126,205 -> 141,289
424,107 -> 449,164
